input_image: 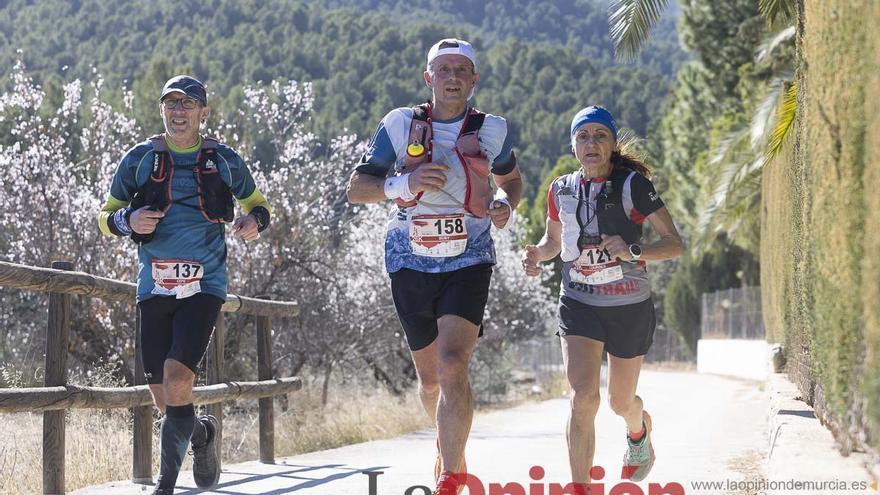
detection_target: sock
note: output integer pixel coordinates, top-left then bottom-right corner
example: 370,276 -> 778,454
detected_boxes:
628,423 -> 646,442
156,404 -> 196,489
190,415 -> 209,448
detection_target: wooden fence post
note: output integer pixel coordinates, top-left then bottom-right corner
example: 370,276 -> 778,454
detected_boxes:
44,261 -> 73,495
256,295 -> 274,464
206,313 -> 225,471
132,308 -> 152,484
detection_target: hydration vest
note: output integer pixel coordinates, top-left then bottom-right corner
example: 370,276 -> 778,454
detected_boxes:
129,135 -> 234,244
394,102 -> 494,218
556,167 -> 643,262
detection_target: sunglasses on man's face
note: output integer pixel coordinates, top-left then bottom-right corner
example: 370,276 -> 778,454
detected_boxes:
161,97 -> 199,110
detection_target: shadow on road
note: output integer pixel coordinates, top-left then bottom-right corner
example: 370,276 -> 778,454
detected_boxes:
174,463 -> 390,495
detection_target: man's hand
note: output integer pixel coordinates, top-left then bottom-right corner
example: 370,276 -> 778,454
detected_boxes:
130,207 -> 164,235
488,199 -> 511,228
407,163 -> 449,194
600,234 -> 629,260
522,245 -> 543,277
233,214 -> 260,241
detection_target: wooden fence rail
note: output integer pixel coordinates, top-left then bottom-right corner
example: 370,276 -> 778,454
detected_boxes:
0,260 -> 299,317
0,377 -> 303,413
0,260 -> 301,495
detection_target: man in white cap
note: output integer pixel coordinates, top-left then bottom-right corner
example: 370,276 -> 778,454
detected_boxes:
347,38 -> 523,494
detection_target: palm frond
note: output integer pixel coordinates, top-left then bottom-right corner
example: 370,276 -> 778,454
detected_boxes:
695,80 -> 789,253
759,0 -> 797,25
609,0 -> 670,62
750,77 -> 789,149
755,26 -> 796,64
709,125 -> 751,167
693,154 -> 765,254
699,139 -> 752,234
765,81 -> 797,163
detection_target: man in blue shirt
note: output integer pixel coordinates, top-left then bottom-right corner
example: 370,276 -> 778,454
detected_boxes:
347,39 -> 523,495
98,75 -> 271,495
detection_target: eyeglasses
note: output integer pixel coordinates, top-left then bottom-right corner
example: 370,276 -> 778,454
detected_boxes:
161,97 -> 199,110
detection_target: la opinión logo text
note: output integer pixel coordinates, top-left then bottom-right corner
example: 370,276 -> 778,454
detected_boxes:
362,465 -> 686,495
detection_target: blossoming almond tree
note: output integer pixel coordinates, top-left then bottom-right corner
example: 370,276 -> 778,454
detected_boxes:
0,63 -> 555,399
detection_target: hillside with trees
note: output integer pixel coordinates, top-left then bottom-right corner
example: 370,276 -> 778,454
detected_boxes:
0,0 -> 690,398
0,0 -> 696,398
0,0 -> 683,197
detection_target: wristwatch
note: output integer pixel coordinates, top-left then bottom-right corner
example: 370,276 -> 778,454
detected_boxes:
628,243 -> 642,261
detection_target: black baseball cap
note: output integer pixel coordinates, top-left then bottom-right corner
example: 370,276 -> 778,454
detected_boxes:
160,75 -> 207,106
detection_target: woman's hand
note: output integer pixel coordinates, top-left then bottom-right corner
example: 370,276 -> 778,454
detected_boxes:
522,245 -> 544,276
600,234 -> 630,261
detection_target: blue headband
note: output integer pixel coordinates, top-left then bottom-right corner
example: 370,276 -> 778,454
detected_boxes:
570,106 -> 617,140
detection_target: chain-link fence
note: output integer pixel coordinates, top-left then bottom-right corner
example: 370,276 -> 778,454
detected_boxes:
511,339 -> 565,386
645,324 -> 693,362
470,339 -> 564,405
700,286 -> 765,339
472,325 -> 694,405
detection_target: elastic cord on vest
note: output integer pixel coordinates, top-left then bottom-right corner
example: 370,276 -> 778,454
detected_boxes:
384,174 -> 416,201
575,180 -> 599,247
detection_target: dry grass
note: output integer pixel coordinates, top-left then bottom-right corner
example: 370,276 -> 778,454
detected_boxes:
0,383 -> 430,495
0,408 -> 136,494
221,383 -> 431,462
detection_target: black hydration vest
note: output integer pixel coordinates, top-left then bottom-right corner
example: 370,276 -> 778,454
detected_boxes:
594,167 -> 642,245
129,134 -> 234,244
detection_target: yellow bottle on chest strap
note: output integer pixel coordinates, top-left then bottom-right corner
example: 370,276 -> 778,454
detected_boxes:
407,142 -> 426,157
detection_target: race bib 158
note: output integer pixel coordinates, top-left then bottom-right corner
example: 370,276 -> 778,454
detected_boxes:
409,214 -> 467,258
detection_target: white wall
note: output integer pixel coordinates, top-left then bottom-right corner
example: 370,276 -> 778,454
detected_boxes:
697,339 -> 768,381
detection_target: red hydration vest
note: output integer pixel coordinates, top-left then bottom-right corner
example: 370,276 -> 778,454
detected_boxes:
394,102 -> 494,219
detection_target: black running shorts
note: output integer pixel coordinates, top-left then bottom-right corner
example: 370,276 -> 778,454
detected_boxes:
390,263 -> 493,351
137,293 -> 224,384
557,296 -> 656,358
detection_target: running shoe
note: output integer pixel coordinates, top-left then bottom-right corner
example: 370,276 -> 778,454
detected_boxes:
621,410 -> 654,481
191,415 -> 220,488
434,436 -> 467,494
433,470 -> 465,495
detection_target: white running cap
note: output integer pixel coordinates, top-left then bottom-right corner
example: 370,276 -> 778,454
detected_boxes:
426,39 -> 477,72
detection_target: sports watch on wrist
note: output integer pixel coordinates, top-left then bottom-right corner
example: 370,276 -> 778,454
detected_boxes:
628,243 -> 642,261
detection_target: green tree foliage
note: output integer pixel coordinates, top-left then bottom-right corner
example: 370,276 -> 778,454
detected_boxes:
609,0 -> 671,62
663,236 -> 759,352
656,0 -> 764,236
0,0 -> 683,201
646,0 -> 769,345
314,0 -> 686,76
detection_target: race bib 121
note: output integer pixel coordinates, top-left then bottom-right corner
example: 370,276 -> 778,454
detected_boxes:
570,245 -> 623,285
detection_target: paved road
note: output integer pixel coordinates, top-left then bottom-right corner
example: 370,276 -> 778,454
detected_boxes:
73,370 -> 768,495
